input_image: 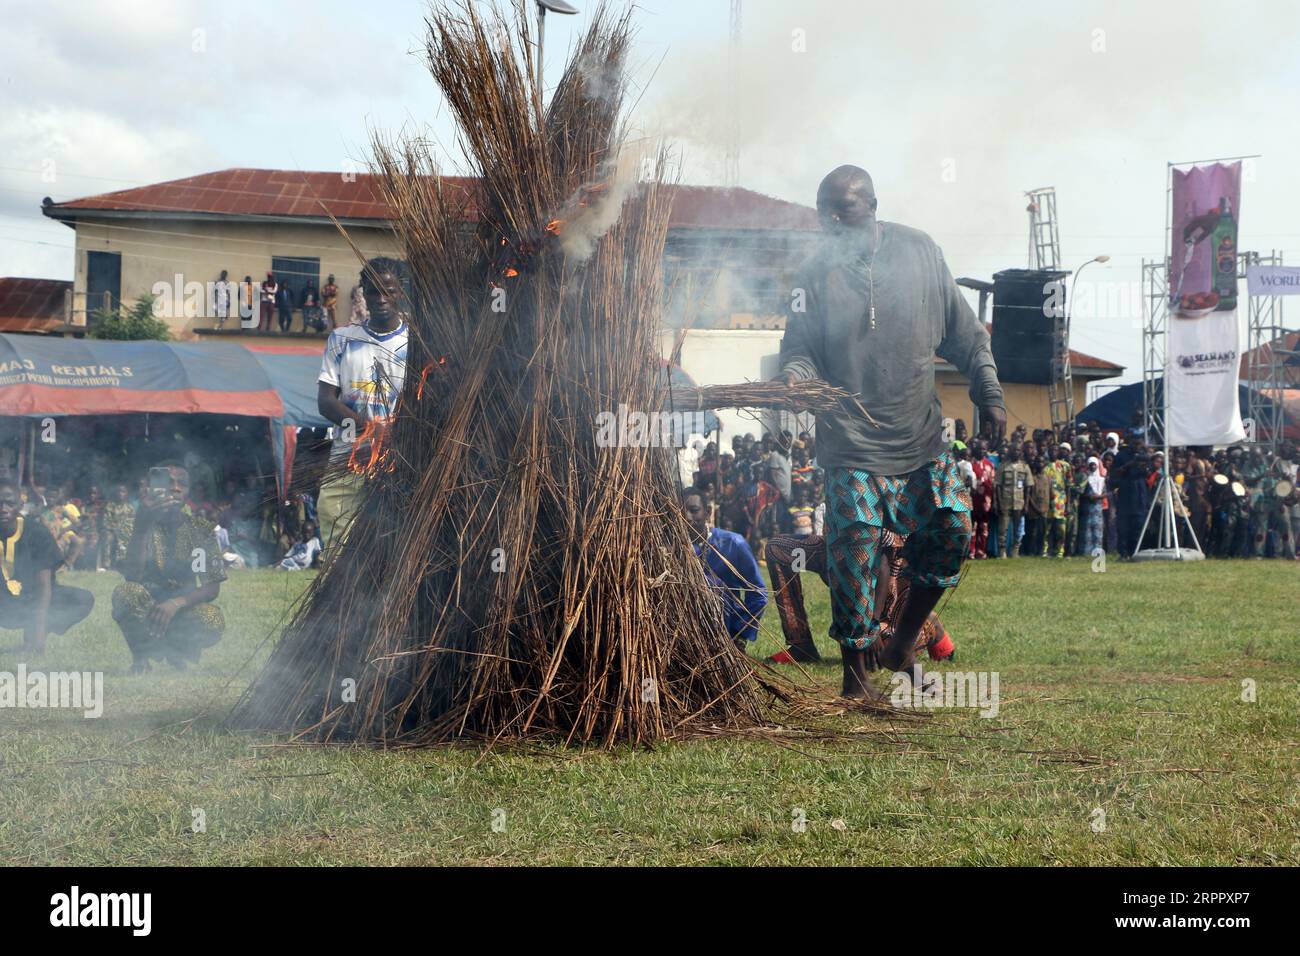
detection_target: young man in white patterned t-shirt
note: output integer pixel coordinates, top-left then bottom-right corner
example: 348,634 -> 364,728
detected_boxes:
316,257 -> 409,556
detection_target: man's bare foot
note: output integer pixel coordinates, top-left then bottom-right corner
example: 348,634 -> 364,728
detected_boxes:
876,628 -> 918,674
839,647 -> 887,702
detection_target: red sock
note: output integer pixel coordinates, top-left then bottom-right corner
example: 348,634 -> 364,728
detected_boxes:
928,631 -> 955,660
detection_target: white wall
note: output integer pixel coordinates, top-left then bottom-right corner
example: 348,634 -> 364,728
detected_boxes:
70,218 -> 400,338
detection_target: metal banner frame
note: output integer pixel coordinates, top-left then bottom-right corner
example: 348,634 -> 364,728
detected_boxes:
1134,157 -> 1258,560
1141,258 -> 1168,445
1243,250 -> 1287,452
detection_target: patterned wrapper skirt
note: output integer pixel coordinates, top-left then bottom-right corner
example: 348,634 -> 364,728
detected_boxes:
765,530 -> 954,663
824,451 -> 971,650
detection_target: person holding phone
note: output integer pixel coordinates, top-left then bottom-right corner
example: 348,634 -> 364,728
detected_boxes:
110,463 -> 226,673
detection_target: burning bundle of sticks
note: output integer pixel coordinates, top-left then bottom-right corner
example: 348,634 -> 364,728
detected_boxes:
670,379 -> 878,422
233,2 -> 768,746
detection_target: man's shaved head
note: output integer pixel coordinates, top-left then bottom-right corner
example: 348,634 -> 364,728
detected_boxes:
816,165 -> 878,236
817,165 -> 874,203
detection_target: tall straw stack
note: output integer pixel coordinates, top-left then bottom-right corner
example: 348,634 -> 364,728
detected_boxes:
233,1 -> 773,746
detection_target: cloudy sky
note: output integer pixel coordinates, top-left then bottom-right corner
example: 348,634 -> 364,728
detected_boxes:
3,0 -> 1298,387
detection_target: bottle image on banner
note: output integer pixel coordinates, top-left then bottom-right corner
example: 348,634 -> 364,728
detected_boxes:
1175,201 -> 1222,318
1211,196 -> 1237,311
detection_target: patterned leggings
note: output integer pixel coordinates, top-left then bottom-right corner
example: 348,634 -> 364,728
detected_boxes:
825,456 -> 971,651
766,531 -> 954,664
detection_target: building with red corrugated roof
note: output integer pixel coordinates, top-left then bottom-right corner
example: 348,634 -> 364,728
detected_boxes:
0,277 -> 74,334
39,167 -> 820,338
31,167 -> 1122,433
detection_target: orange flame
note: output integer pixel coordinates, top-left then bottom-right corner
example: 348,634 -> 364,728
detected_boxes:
503,267 -> 519,277
545,219 -> 562,235
415,357 -> 447,400
346,418 -> 395,478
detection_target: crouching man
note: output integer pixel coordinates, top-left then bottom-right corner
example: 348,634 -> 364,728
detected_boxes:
112,463 -> 226,672
0,478 -> 94,654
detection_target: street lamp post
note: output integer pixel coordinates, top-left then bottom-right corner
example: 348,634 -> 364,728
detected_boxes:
535,0 -> 580,110
1063,254 -> 1110,425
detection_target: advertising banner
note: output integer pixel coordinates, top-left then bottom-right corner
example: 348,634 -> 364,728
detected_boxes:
1245,265 -> 1300,296
1166,162 -> 1245,446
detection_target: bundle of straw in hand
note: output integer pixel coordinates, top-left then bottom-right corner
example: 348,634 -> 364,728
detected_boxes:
671,379 -> 879,424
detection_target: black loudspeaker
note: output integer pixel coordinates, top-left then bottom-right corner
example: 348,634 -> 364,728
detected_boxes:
990,269 -> 1070,385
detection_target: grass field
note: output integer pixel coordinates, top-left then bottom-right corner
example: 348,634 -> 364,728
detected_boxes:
1,558 -> 1297,866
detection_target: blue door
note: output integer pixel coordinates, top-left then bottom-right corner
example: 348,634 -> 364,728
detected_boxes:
86,251 -> 121,315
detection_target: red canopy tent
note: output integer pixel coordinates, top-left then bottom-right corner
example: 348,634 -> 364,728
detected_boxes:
0,333 -> 328,491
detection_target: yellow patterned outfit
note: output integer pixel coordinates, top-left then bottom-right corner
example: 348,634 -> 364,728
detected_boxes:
111,508 -> 227,668
99,500 -> 135,568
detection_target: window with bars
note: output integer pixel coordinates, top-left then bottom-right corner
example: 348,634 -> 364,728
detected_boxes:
270,256 -> 320,311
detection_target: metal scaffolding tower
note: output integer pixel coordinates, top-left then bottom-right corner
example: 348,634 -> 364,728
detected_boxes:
1141,258 -> 1169,444
1028,188 -> 1070,432
1026,187 -> 1061,270
1243,250 -> 1288,453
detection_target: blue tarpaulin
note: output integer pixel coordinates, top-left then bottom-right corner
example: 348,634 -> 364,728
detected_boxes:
1078,378 -> 1291,439
0,334 -> 328,489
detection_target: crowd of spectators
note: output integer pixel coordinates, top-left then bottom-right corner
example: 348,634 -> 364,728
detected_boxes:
210,270 -> 364,334
963,419 -> 1298,560
681,417 -> 1300,562
7,470 -> 321,574
3,444 -> 324,662
2,432 -> 322,577
8,412 -> 1296,603
680,428 -> 826,560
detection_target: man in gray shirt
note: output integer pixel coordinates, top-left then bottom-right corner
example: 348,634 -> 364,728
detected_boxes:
779,165 -> 1006,698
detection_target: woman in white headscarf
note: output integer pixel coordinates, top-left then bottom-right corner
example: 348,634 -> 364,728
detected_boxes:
1081,456 -> 1107,556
